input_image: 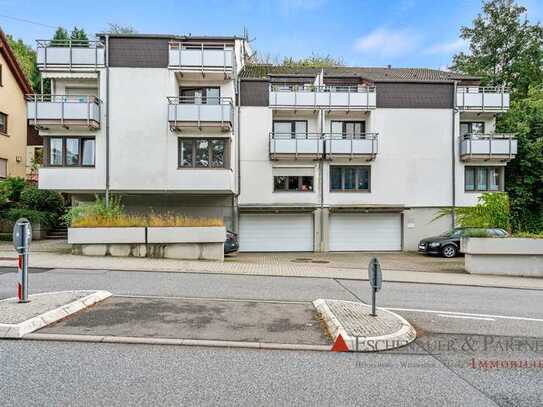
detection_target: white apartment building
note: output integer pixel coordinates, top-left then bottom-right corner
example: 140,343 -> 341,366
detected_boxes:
28,33 -> 516,252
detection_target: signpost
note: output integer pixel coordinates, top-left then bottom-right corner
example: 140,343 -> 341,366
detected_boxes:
12,218 -> 32,303
368,257 -> 382,316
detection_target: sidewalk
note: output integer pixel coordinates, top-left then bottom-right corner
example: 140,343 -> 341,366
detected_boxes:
1,245 -> 542,290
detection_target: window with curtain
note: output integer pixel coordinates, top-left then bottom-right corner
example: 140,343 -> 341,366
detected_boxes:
47,137 -> 95,167
465,167 -> 502,192
330,166 -> 370,192
273,176 -> 314,192
178,139 -> 227,168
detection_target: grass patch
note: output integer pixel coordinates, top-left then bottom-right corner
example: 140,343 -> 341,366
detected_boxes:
71,213 -> 224,228
512,232 -> 543,239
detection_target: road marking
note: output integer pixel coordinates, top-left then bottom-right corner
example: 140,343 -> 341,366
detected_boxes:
437,314 -> 495,321
384,307 -> 543,323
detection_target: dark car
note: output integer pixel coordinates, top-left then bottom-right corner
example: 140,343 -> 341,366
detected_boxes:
224,230 -> 239,254
418,227 -> 508,258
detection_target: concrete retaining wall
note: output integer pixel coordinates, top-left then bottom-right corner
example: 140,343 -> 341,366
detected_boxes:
461,237 -> 543,277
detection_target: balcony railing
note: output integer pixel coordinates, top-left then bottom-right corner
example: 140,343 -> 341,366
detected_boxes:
168,42 -> 234,74
460,133 -> 517,161
36,40 -> 105,70
269,84 -> 377,110
269,133 -> 324,159
168,96 -> 233,130
26,94 -> 101,129
324,133 -> 378,160
456,86 -> 510,111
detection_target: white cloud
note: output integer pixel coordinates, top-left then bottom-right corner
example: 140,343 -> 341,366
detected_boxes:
353,27 -> 421,58
424,39 -> 467,55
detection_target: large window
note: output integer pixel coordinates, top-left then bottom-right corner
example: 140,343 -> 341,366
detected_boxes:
46,137 -> 95,167
330,121 -> 366,139
460,122 -> 485,137
272,120 -> 308,138
0,158 -> 6,179
178,138 -> 227,168
273,176 -> 314,192
465,167 -> 502,192
0,112 -> 7,134
330,166 -> 370,192
179,87 -> 220,104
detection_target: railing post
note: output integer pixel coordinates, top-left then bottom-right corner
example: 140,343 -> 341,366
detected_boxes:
61,96 -> 64,127
69,39 -> 72,71
509,133 -> 512,160
347,90 -> 351,111
223,43 -> 226,75
87,96 -> 90,127
34,96 -> 38,127
201,43 -> 204,74
95,42 -> 98,70
220,102 -> 224,129
197,101 -> 201,128
481,88 -> 485,111
489,132 -> 493,160
179,43 -> 182,67
44,44 -> 48,70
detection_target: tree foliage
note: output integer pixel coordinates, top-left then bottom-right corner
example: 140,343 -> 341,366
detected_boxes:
51,27 -> 69,46
253,52 -> 343,68
451,0 -> 543,98
105,23 -> 138,34
70,26 -> 89,46
5,34 -> 41,92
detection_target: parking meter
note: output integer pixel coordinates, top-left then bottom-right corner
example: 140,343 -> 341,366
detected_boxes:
12,218 -> 32,303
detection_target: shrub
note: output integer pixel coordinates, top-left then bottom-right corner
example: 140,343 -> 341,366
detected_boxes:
2,208 -> 55,227
512,232 -> 543,239
147,214 -> 224,227
63,195 -> 123,226
0,177 -> 26,202
20,185 -> 64,214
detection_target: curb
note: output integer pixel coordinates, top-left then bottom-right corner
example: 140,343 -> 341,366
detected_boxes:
313,299 -> 416,352
0,290 -> 112,339
22,333 -> 331,351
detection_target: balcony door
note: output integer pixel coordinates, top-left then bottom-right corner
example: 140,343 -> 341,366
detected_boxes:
180,87 -> 220,104
330,121 -> 366,139
273,120 -> 307,139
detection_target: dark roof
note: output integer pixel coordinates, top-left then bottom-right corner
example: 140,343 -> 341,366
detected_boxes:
240,64 -> 480,83
95,33 -> 242,41
0,28 -> 33,94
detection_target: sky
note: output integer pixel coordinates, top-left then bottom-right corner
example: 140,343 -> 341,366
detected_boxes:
1,0 -> 542,70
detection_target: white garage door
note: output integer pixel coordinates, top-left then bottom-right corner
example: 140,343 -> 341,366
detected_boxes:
329,213 -> 401,251
239,213 -> 313,252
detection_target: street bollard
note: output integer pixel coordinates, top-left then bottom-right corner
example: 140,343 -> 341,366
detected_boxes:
368,257 -> 382,316
12,218 -> 32,303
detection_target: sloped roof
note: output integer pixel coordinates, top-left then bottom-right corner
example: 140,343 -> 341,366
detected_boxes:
240,64 -> 480,83
0,28 -> 32,94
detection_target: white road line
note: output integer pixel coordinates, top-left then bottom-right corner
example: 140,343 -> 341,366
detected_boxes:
384,307 -> 543,323
437,314 -> 495,321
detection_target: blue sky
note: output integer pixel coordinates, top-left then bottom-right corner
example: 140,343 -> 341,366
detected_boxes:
1,0 -> 542,69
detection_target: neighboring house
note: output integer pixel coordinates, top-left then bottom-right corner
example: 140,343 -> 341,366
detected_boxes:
29,33 -> 515,252
0,28 -> 33,180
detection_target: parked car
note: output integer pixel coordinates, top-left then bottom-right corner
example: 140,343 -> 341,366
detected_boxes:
418,227 -> 509,258
224,230 -> 239,254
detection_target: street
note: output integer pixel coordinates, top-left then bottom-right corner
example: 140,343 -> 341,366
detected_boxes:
0,267 -> 542,406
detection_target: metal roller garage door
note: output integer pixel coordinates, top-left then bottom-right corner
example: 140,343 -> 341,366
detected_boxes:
239,213 -> 314,252
329,213 -> 401,251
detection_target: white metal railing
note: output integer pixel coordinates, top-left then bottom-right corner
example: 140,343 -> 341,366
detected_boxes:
456,86 -> 510,111
36,40 -> 105,70
167,96 -> 233,128
26,94 -> 101,128
460,133 -> 517,160
269,132 -> 323,159
168,42 -> 234,73
269,84 -> 376,109
324,133 -> 379,159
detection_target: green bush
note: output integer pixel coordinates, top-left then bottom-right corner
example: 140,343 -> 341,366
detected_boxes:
20,185 -> 64,214
512,232 -> 543,239
0,177 -> 26,202
3,208 -> 55,227
63,195 -> 124,226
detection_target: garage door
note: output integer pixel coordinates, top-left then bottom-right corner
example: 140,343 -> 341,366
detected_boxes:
329,213 -> 401,251
239,213 -> 313,252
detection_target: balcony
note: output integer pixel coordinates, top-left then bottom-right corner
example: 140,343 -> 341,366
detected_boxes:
168,42 -> 234,79
324,133 -> 379,161
27,95 -> 101,130
456,86 -> 510,111
269,85 -> 376,110
460,134 -> 517,162
168,96 -> 233,131
269,133 -> 323,160
36,40 -> 105,70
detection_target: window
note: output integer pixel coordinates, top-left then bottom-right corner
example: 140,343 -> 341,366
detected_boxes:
178,138 -> 227,168
465,167 -> 502,192
330,121 -> 366,139
46,137 -> 95,167
460,122 -> 485,137
274,176 -> 314,192
272,121 -> 308,138
330,166 -> 370,192
0,112 -> 7,134
0,158 -> 7,179
179,87 -> 220,104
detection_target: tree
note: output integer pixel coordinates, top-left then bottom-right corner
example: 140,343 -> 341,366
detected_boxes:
252,52 -> 343,68
70,26 -> 89,46
451,0 -> 543,97
5,35 -> 41,92
499,87 -> 543,232
51,27 -> 69,46
105,23 -> 138,34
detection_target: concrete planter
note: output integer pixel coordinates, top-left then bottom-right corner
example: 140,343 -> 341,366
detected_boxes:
68,226 -> 225,261
461,237 -> 543,277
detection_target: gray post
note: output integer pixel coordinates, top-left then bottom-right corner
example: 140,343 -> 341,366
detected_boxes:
13,218 -> 32,303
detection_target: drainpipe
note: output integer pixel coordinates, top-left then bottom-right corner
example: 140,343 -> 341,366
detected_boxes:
319,108 -> 325,252
451,81 -> 457,228
105,34 -> 111,208
234,72 -> 241,233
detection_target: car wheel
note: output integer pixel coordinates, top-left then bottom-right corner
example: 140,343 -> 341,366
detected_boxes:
442,245 -> 457,258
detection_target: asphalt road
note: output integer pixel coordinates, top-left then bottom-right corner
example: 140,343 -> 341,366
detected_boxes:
0,267 -> 542,406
